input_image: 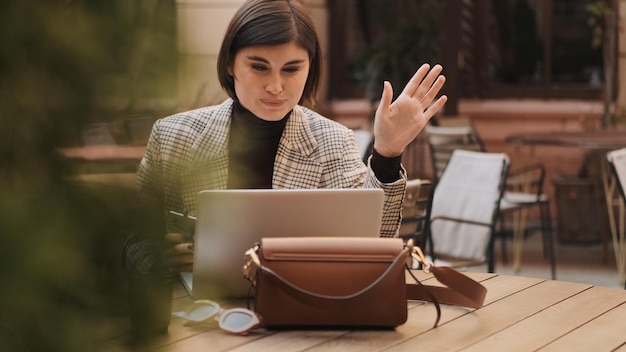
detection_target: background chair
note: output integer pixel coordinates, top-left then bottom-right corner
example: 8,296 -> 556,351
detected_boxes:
498,163 -> 555,279
607,147 -> 626,289
607,147 -> 626,203
425,125 -> 484,180
425,124 -> 556,279
423,149 -> 509,272
398,178 -> 433,249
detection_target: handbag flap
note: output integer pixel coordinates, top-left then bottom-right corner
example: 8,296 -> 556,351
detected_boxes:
261,237 -> 403,262
257,237 -> 407,298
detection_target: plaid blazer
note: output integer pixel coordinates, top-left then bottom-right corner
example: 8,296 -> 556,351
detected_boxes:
136,99 -> 406,237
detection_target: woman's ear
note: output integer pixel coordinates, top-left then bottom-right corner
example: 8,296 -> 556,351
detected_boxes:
227,65 -> 233,76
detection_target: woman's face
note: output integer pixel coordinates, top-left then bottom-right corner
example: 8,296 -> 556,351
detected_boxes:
229,41 -> 310,121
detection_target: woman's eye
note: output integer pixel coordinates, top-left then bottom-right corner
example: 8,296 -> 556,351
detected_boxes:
283,67 -> 300,74
252,64 -> 268,72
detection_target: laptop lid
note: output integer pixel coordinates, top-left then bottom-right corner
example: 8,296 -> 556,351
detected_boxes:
188,188 -> 385,299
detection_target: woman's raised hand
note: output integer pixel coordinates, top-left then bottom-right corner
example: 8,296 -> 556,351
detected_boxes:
373,64 -> 447,157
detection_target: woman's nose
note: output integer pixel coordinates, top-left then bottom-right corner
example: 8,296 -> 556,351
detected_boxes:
265,73 -> 283,95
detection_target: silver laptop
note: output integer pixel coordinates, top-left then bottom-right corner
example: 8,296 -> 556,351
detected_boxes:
184,188 -> 385,299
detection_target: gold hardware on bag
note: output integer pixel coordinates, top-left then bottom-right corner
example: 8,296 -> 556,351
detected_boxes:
242,244 -> 261,285
411,246 -> 434,274
405,239 -> 434,273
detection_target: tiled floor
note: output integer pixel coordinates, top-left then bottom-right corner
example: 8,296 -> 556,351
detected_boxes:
466,229 -> 624,289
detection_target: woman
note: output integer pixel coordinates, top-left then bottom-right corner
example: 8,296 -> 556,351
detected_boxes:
133,0 -> 447,271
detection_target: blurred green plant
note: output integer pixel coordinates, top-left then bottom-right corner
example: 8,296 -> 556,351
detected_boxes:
0,1 -> 175,350
587,0 -> 610,50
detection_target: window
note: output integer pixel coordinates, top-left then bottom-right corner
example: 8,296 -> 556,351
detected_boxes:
327,0 -> 608,101
485,0 -> 604,98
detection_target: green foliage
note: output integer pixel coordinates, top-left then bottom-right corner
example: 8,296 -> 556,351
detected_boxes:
351,0 -> 443,101
0,1 -> 175,350
586,0 -> 611,49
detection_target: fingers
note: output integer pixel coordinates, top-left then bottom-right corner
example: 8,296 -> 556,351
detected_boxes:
400,63 -> 431,97
165,232 -> 189,244
170,262 -> 193,273
168,254 -> 193,266
420,74 -> 447,111
163,242 -> 194,257
424,94 -> 448,119
164,233 -> 194,271
376,81 -> 393,114
164,242 -> 194,272
175,242 -> 194,252
413,64 -> 444,100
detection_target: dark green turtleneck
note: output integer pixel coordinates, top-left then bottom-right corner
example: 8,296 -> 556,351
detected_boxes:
227,103 -> 288,189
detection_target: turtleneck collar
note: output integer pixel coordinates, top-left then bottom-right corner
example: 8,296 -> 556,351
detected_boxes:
231,102 -> 290,137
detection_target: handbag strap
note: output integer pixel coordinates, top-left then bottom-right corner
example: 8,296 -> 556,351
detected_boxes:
405,242 -> 487,309
405,266 -> 487,309
403,242 -> 487,327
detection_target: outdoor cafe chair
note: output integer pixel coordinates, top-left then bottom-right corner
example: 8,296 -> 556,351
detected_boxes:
398,178 -> 433,250
422,149 -> 509,272
425,124 -> 556,279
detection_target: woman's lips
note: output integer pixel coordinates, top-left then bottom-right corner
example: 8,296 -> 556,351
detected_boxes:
261,99 -> 285,108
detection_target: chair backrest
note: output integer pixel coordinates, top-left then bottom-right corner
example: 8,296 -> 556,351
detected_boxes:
425,125 -> 485,179
428,149 -> 509,265
607,147 -> 626,202
399,179 -> 432,246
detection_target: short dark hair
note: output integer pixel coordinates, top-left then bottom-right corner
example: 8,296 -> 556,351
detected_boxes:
217,0 -> 321,107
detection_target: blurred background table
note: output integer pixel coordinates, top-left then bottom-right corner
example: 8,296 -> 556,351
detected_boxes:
56,145 -> 146,175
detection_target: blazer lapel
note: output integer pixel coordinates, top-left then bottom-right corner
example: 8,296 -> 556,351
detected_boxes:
273,106 -> 323,189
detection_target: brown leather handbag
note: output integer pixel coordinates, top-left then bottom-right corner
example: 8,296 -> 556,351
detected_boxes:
242,237 -> 486,329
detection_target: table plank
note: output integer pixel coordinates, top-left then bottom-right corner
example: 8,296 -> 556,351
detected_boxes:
226,330 -> 351,352
149,328 -> 277,352
540,295 -> 626,351
463,285 -> 626,351
384,278 -> 591,351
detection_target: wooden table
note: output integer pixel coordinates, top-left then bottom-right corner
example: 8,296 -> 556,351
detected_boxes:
103,271 -> 626,351
507,130 -> 626,287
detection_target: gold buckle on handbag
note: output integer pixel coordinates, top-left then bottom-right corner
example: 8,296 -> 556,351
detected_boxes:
405,239 -> 434,274
242,244 -> 261,286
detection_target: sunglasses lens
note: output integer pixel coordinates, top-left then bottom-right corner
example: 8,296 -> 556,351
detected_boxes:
186,301 -> 220,322
219,309 -> 260,334
188,305 -> 217,321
